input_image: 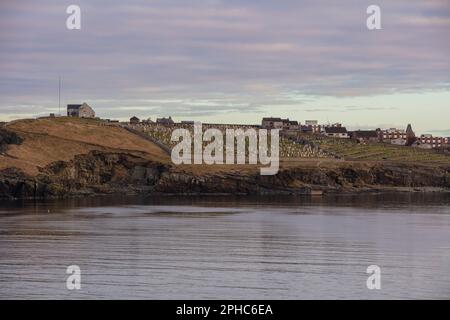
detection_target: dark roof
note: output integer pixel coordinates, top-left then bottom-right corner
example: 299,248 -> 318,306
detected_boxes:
157,117 -> 174,123
130,116 -> 140,121
406,124 -> 415,136
351,130 -> 378,138
325,127 -> 348,134
262,117 -> 283,121
67,104 -> 82,109
288,121 -> 299,125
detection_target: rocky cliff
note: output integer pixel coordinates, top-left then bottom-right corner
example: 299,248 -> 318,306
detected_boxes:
1,149 -> 449,199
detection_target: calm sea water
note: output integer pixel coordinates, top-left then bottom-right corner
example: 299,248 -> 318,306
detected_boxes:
0,194 -> 449,299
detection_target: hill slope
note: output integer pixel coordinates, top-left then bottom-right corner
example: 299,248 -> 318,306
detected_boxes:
0,117 -> 170,176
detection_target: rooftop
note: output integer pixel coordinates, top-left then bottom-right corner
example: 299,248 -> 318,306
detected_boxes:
325,127 -> 348,134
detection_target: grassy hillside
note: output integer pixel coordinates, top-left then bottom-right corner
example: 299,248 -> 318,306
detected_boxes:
0,117 -> 170,176
303,134 -> 450,162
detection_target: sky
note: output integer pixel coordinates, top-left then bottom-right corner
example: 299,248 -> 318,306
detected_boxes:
0,0 -> 449,135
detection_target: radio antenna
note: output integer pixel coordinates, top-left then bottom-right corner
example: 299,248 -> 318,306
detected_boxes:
58,75 -> 61,115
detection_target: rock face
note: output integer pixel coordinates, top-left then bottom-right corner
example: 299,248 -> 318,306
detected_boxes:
154,163 -> 450,195
0,151 -> 167,199
0,150 -> 449,199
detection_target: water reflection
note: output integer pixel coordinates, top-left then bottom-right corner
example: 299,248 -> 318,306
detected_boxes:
0,194 -> 449,299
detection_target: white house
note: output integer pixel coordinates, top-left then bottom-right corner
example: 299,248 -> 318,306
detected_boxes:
324,127 -> 349,138
67,103 -> 95,118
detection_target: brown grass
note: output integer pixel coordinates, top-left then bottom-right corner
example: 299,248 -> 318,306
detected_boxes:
0,117 -> 170,175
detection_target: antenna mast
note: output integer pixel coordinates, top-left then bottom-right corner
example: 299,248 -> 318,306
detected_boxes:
58,76 -> 61,116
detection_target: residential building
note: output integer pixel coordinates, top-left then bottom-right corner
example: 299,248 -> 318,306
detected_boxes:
67,102 -> 95,118
262,117 -> 300,130
380,128 -> 407,141
261,117 -> 284,129
285,120 -> 300,130
130,116 -> 140,124
156,116 -> 175,125
324,127 -> 349,138
417,134 -> 449,148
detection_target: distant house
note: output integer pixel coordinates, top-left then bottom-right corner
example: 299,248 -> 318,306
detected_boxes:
287,120 -> 300,130
156,116 -> 174,125
280,120 -> 300,131
130,116 -> 140,124
261,117 -> 284,129
67,103 -> 95,118
350,130 -> 380,143
380,128 -> 407,141
379,125 -> 416,145
324,127 -> 349,138
262,117 -> 300,130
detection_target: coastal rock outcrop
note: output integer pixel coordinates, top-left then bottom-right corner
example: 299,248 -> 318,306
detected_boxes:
153,163 -> 450,195
0,151 -> 167,199
0,151 -> 449,199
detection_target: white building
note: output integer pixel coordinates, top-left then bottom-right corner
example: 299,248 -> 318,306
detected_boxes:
324,127 -> 349,138
381,128 -> 407,141
67,103 -> 95,118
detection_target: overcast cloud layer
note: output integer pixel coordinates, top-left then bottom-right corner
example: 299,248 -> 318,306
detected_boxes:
1,0 -> 449,132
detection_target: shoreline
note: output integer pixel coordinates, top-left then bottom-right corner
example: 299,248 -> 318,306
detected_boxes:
1,185 -> 449,202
